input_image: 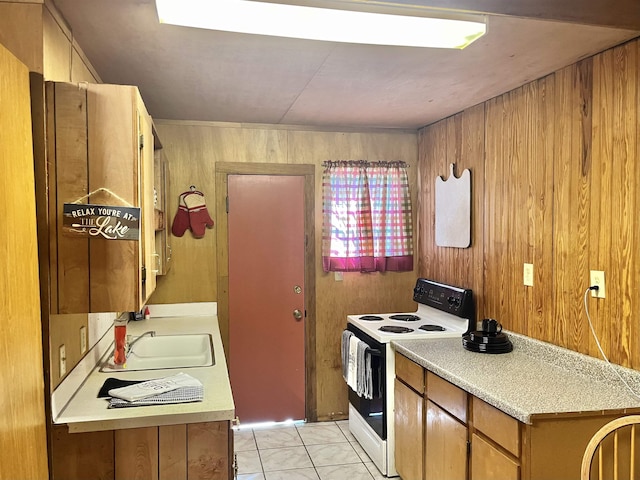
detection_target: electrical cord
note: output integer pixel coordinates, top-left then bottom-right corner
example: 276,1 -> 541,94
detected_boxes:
583,286 -> 640,400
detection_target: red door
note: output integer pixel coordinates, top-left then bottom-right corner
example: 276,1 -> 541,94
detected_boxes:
228,175 -> 306,423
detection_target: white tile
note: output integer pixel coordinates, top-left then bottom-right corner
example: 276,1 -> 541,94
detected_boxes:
316,463 -> 374,480
336,420 -> 356,441
235,429 -> 258,451
238,474 -> 266,480
349,440 -> 372,462
254,426 -> 303,449
364,462 -> 386,479
236,450 -> 263,475
264,468 -> 320,480
306,442 -> 362,467
297,423 -> 348,445
259,446 -> 313,472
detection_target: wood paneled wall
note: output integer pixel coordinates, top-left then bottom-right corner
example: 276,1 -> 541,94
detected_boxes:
150,122 -> 418,419
0,1 -> 100,83
418,38 -> 640,369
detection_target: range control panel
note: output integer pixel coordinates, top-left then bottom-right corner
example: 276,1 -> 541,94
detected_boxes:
413,278 -> 474,318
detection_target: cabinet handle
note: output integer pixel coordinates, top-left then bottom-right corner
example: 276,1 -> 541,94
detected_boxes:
152,253 -> 160,273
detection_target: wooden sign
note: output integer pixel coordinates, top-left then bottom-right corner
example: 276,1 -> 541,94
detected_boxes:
435,164 -> 471,248
63,203 -> 140,241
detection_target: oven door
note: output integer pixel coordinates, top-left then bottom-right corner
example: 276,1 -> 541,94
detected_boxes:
346,323 -> 387,440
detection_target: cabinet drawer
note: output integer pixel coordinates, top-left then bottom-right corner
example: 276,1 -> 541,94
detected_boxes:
426,371 -> 467,424
472,396 -> 520,457
395,352 -> 425,394
471,432 -> 519,480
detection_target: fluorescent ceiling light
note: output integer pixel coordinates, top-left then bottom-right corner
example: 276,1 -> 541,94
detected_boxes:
155,0 -> 486,49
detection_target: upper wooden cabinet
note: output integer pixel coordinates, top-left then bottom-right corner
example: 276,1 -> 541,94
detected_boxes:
44,81 -> 157,313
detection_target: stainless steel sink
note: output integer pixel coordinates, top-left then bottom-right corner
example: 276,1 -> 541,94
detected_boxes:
100,333 -> 214,372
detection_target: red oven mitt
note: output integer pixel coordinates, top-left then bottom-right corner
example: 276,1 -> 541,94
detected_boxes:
171,192 -> 190,237
184,190 -> 214,238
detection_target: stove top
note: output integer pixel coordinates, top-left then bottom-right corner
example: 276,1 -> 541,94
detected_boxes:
347,278 -> 474,343
348,304 -> 471,343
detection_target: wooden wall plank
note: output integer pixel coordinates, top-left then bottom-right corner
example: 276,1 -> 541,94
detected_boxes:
609,42 -> 637,368
115,427 -> 159,480
0,41 -> 49,480
186,422 -> 230,480
51,82 -> 90,313
0,3 -> 43,73
43,4 -> 70,81
51,425 -> 114,480
590,48 -> 615,363
533,75 -> 556,344
159,425 -> 187,480
552,60 -> 593,354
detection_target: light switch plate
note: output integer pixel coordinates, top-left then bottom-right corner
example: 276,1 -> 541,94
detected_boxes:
523,263 -> 534,287
59,344 -> 66,377
590,270 -> 606,298
334,272 -> 343,282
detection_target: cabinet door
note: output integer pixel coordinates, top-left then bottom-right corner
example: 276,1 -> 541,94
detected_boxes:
154,148 -> 172,275
470,433 -> 519,480
137,96 -> 156,304
395,378 -> 424,480
425,400 -> 467,480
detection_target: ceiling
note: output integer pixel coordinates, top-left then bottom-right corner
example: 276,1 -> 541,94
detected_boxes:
53,0 -> 639,130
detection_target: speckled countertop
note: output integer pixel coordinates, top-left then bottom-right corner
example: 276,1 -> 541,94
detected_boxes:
393,331 -> 640,424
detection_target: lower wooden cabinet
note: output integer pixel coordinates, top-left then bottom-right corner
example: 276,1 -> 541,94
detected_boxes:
470,433 -> 519,480
394,378 -> 424,480
51,421 -> 233,480
393,352 -> 629,480
425,400 -> 467,480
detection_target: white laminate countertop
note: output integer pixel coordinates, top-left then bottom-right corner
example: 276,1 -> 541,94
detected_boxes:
393,331 -> 640,424
54,315 -> 235,433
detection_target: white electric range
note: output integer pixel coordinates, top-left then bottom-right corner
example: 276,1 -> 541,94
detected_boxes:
345,278 -> 475,477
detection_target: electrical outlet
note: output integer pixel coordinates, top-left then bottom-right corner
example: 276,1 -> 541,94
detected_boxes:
523,263 -> 534,287
80,326 -> 87,354
59,345 -> 67,377
334,271 -> 343,282
590,270 -> 606,298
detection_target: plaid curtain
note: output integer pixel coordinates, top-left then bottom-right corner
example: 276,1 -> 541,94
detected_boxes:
322,161 -> 413,272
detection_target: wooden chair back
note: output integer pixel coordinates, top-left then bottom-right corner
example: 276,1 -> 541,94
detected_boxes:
581,415 -> 640,480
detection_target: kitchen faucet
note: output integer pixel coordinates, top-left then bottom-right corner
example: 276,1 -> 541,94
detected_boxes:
126,330 -> 156,356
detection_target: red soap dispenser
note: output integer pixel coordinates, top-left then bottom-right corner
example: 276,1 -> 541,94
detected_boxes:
113,314 -> 128,365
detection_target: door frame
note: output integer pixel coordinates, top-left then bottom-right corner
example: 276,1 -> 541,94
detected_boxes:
215,162 -> 317,422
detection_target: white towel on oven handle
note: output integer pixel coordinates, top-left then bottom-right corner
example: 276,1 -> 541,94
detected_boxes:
341,330 -> 353,382
348,336 -> 359,391
360,343 -> 374,399
356,341 -> 368,398
341,330 -> 374,399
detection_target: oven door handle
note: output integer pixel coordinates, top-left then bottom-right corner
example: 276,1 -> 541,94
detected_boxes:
366,347 -> 381,357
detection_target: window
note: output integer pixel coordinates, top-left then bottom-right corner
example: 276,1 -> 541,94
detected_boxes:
322,160 -> 413,272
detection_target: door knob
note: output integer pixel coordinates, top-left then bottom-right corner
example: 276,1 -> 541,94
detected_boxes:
293,309 -> 303,320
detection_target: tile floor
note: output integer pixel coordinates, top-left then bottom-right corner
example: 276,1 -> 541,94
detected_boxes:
234,420 -> 386,480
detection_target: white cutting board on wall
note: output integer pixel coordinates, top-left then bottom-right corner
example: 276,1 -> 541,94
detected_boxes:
435,164 -> 471,248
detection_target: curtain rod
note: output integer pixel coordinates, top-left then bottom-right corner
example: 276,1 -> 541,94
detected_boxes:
322,160 -> 409,168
